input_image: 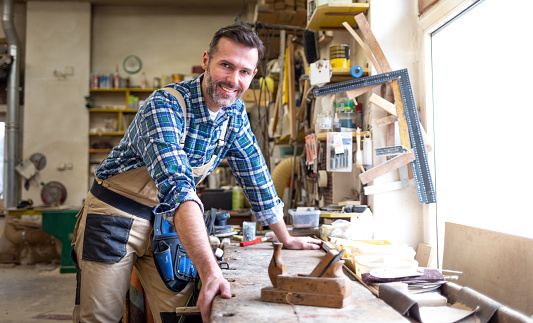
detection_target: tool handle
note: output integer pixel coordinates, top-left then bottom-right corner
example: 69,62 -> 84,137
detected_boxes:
240,236 -> 271,247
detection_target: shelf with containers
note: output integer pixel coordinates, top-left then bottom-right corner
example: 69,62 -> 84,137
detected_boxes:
87,88 -> 156,186
306,2 -> 370,31
304,2 -> 372,207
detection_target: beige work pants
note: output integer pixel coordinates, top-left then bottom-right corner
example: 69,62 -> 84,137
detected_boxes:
71,168 -> 192,323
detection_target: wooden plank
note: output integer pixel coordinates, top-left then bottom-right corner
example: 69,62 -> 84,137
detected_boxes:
443,223 -> 533,315
415,243 -> 434,268
391,80 -> 412,150
345,84 -> 379,100
270,79 -> 282,134
296,79 -> 309,120
418,0 -> 440,15
376,115 -> 398,127
359,151 -> 416,184
342,22 -> 382,74
353,13 -> 392,73
307,3 -> 370,31
369,93 -> 397,116
287,34 -> 297,141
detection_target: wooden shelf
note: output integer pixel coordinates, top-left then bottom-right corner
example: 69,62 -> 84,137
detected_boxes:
89,108 -> 139,113
306,3 -> 370,31
90,88 -> 156,93
89,149 -> 112,153
317,130 -> 370,141
89,131 -> 125,136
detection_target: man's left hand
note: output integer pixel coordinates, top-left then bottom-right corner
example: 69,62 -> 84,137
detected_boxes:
282,236 -> 322,250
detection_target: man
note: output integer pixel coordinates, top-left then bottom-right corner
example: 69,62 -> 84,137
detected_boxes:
72,24 -> 321,323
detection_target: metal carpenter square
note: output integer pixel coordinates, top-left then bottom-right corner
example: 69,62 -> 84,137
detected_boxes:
375,146 -> 410,157
396,70 -> 436,204
313,70 -> 403,97
313,69 -> 436,203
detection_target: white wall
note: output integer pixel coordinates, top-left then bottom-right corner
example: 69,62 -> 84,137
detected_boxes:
23,2 -> 91,206
91,6 -> 241,87
366,0 -> 427,248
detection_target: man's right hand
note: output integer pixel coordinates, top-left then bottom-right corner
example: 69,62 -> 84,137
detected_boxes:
174,201 -> 232,322
196,274 -> 232,322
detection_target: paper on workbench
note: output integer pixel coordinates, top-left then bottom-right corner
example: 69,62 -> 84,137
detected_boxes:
378,283 -> 477,323
418,305 -> 477,323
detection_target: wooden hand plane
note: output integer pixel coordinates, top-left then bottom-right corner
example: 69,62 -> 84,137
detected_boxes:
261,246 -> 352,308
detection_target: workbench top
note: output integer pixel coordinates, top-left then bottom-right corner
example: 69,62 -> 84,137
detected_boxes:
211,243 -> 409,322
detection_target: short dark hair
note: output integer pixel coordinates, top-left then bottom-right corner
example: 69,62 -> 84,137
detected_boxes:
208,25 -> 264,65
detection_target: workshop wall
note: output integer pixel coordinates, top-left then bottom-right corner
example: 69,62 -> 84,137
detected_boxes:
21,3 -> 242,206
23,2 -> 91,207
366,0 -> 426,248
91,6 -> 241,88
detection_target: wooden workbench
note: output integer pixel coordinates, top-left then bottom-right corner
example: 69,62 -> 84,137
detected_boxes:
210,243 -> 409,322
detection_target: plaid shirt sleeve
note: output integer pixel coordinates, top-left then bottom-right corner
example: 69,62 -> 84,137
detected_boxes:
226,105 -> 284,226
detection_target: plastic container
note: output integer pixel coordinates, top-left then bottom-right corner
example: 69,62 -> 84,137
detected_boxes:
288,209 -> 320,228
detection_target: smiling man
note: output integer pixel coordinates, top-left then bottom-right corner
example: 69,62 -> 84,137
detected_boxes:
71,25 -> 322,323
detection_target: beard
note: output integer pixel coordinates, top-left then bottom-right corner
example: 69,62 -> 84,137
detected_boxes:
204,64 -> 243,108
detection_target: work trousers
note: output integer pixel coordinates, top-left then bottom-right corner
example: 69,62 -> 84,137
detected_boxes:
71,168 -> 192,323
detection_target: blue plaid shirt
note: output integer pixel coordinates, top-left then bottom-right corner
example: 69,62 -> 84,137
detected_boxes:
96,75 -> 283,225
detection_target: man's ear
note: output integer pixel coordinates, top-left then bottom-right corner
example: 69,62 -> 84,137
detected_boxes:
202,51 -> 209,70
253,69 -> 258,77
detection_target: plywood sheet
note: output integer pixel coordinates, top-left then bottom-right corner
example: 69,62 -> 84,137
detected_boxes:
443,222 -> 533,316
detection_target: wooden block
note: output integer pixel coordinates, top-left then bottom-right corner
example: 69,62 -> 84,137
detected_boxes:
261,287 -> 349,308
415,243 -> 434,268
276,274 -> 351,297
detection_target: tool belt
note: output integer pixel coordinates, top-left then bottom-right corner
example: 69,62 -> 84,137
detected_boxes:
90,179 -> 197,292
152,211 -> 198,292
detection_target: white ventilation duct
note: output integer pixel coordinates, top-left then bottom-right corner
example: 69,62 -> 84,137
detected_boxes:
2,0 -> 22,207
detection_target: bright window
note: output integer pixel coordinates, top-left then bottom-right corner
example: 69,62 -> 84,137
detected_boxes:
431,0 -> 533,239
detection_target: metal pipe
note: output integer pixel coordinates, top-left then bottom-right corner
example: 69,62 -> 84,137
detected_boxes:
2,0 -> 21,208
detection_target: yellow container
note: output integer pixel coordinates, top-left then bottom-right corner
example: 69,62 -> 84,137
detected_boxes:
329,44 -> 350,69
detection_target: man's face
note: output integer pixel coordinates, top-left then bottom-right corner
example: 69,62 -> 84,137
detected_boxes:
202,37 -> 258,111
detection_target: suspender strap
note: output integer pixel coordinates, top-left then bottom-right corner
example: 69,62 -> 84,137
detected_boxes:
161,87 -> 188,147
161,87 -> 229,153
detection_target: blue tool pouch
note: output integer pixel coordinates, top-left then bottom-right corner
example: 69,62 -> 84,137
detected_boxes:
152,212 -> 198,292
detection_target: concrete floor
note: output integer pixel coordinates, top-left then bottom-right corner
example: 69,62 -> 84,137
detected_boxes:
0,264 -> 76,322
